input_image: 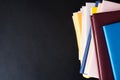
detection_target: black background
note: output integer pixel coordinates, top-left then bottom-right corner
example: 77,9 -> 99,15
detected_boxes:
0,0 -> 118,80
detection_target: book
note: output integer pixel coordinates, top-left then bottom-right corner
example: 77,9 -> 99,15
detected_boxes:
103,22 -> 120,80
80,28 -> 91,73
99,0 -> 120,12
97,3 -> 102,12
91,10 -> 120,80
72,7 -> 91,79
72,12 -> 82,62
91,7 -> 98,15
81,6 -> 87,64
104,0 -> 120,3
85,0 -> 120,78
72,9 -> 91,78
84,6 -> 99,78
80,3 -> 95,74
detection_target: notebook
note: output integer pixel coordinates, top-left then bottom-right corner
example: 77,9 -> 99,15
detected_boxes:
72,6 -> 90,79
80,3 -> 95,74
91,10 -> 120,80
72,12 -> 82,62
103,22 -> 120,80
84,0 -> 120,78
104,0 -> 120,3
99,0 -> 120,12
72,7 -> 90,79
81,6 -> 86,64
84,6 -> 99,78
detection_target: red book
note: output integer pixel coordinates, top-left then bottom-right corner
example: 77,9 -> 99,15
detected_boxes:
91,10 -> 120,80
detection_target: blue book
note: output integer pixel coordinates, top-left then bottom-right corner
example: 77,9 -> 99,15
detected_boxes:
103,22 -> 120,80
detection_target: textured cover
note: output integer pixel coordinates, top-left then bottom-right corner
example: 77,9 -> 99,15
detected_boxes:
103,22 -> 120,80
91,10 -> 120,80
99,0 -> 120,12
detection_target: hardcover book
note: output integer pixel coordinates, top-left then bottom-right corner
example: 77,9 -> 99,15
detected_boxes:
91,10 -> 120,80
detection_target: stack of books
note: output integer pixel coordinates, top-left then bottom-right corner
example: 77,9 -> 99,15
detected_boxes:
72,0 -> 120,80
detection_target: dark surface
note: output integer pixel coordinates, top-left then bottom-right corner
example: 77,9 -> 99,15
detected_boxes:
0,0 -> 99,80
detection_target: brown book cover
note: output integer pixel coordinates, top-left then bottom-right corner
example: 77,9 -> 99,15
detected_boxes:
91,10 -> 120,80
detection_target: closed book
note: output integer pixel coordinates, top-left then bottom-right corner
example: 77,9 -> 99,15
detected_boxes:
80,3 -> 95,74
103,22 -> 120,80
104,0 -> 120,3
99,0 -> 120,12
87,0 -> 120,79
91,10 -> 120,80
84,6 -> 99,78
81,6 -> 86,64
72,12 -> 82,62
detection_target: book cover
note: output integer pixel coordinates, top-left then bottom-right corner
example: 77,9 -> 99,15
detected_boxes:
80,3 -> 95,74
91,10 -> 120,80
84,6 -> 99,78
99,0 -> 120,12
72,12 -> 82,62
103,22 -> 120,80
